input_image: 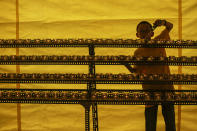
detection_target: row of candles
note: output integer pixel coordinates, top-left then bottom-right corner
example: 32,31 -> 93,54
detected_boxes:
0,91 -> 196,101
0,73 -> 196,81
0,55 -> 196,62
0,39 -> 196,45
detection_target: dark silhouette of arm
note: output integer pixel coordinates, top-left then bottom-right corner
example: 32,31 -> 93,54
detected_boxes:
121,62 -> 136,73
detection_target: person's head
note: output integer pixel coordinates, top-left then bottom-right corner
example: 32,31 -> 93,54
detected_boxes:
136,21 -> 154,40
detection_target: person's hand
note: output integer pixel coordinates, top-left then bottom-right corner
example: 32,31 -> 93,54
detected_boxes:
153,19 -> 166,28
154,19 -> 173,31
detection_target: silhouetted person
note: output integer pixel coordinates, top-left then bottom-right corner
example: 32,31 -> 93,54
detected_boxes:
124,19 -> 176,131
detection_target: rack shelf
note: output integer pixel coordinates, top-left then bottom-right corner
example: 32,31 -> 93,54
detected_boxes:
0,39 -> 197,48
0,55 -> 197,66
0,39 -> 196,131
1,89 -> 197,105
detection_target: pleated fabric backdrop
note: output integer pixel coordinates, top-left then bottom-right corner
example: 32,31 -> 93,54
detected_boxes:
0,0 -> 197,130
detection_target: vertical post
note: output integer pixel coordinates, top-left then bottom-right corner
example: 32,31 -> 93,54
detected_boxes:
178,0 -> 182,131
85,105 -> 90,131
92,103 -> 99,131
88,44 -> 99,131
16,0 -> 21,131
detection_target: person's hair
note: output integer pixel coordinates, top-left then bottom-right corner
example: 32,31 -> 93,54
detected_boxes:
136,21 -> 153,32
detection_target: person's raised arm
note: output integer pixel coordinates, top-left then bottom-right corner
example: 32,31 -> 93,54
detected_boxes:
122,62 -> 136,73
154,19 -> 173,40
153,19 -> 173,31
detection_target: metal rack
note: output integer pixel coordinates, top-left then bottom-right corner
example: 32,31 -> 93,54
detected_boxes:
0,39 -> 197,131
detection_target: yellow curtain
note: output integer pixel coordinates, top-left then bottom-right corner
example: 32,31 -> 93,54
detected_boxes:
0,0 -> 197,130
